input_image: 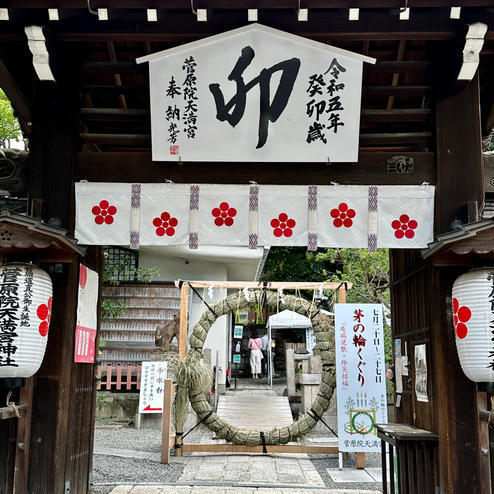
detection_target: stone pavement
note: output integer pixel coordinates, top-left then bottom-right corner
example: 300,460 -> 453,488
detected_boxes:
96,380 -> 384,494
178,452 -> 325,486
109,488 -> 382,494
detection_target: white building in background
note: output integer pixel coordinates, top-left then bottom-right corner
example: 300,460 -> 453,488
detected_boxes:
139,244 -> 269,392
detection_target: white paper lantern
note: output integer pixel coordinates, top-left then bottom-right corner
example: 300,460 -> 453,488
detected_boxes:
452,268 -> 494,383
0,263 -> 53,378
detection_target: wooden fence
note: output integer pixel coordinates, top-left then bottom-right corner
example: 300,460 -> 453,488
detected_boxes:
96,365 -> 142,391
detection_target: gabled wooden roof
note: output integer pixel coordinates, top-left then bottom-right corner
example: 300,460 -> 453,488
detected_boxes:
0,209 -> 85,261
422,218 -> 494,264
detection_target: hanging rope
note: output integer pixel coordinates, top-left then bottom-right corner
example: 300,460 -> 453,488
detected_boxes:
188,282 -> 219,319
6,390 -> 21,419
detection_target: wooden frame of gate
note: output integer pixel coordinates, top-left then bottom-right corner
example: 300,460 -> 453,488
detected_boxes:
160,280 -> 366,468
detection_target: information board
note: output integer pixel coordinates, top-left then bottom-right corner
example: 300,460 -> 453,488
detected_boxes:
138,361 -> 168,413
334,303 -> 387,452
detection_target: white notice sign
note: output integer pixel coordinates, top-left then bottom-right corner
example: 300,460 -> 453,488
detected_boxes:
334,304 -> 387,453
138,24 -> 375,163
138,361 -> 168,414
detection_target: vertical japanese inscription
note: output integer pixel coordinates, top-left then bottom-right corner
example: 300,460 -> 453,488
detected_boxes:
306,57 -> 346,144
0,266 -> 21,367
182,56 -> 198,140
20,265 -> 33,327
165,75 -> 181,148
352,308 -> 366,386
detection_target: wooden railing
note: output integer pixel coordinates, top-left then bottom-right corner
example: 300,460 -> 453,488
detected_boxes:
376,423 -> 438,494
96,365 -> 142,391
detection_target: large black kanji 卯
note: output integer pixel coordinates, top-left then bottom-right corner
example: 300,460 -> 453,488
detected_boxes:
209,46 -> 301,149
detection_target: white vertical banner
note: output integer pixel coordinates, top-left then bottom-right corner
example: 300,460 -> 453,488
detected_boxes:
335,303 -> 387,453
74,264 -> 99,363
138,361 -> 168,413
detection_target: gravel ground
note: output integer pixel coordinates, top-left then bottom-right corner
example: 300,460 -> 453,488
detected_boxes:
90,425 -> 184,494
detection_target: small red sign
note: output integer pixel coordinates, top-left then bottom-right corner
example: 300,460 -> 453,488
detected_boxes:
170,145 -> 179,155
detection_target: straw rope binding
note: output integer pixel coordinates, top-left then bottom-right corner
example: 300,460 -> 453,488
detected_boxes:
176,288 -> 336,445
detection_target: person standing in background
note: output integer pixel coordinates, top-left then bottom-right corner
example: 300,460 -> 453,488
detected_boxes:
248,330 -> 263,379
261,331 -> 269,377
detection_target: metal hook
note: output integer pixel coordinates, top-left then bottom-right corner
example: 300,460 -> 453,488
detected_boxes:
400,0 -> 408,13
87,0 -> 97,16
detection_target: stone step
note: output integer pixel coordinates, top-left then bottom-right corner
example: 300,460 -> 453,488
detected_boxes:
216,394 -> 293,431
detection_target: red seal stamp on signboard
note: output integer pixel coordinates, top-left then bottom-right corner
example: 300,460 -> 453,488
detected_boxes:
170,145 -> 179,155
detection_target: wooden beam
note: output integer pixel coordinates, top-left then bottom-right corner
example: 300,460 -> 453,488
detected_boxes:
361,109 -> 431,122
386,39 -> 407,110
79,133 -> 151,145
5,1 -> 494,9
76,151 -> 436,185
175,280 -> 353,290
107,41 -> 127,110
80,107 -> 430,124
80,131 -> 431,147
363,85 -> 431,97
367,61 -> 431,74
80,107 -> 150,121
359,132 -> 432,145
82,61 -> 144,73
81,85 -> 145,95
181,443 -> 339,454
0,59 -> 31,123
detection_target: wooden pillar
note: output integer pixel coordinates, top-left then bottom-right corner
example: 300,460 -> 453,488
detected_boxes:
25,45 -> 99,494
435,70 -> 484,235
178,282 -> 189,360
431,42 -> 486,492
161,379 -> 174,465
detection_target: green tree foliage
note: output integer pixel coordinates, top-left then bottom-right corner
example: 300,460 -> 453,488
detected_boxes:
0,90 -> 21,149
261,247 -> 392,362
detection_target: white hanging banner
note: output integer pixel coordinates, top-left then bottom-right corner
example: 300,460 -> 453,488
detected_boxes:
74,182 -> 435,250
317,185 -> 369,248
139,183 -> 190,246
258,186 -> 308,246
137,24 -> 375,163
74,264 -> 99,363
75,182 -> 131,245
334,303 -> 388,453
198,184 -> 250,245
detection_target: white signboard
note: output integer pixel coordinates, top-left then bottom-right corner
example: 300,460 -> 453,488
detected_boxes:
306,328 -> 316,355
74,264 -> 99,363
334,303 -> 387,453
137,24 -> 375,162
138,361 -> 168,413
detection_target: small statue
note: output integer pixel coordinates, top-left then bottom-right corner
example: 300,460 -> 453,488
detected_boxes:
155,311 -> 179,351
